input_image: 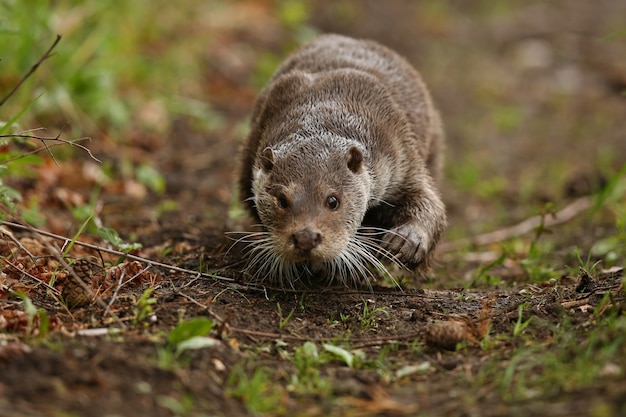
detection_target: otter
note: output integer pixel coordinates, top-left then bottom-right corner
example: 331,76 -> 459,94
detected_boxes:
237,34 -> 446,288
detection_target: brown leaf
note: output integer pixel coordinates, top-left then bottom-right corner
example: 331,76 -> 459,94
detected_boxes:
0,341 -> 32,363
0,309 -> 30,332
476,296 -> 495,338
94,261 -> 150,292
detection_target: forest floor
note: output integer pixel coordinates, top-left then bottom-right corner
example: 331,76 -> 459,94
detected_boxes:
1,1 -> 625,416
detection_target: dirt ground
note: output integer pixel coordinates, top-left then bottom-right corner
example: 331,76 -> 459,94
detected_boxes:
1,1 -> 626,416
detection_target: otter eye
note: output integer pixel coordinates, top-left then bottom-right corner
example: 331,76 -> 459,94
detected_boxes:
326,195 -> 340,211
277,195 -> 289,209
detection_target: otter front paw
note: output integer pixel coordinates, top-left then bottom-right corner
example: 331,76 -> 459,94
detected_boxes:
381,222 -> 432,268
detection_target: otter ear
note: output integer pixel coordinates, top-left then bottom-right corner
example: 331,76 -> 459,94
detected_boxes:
346,146 -> 363,173
260,147 -> 274,172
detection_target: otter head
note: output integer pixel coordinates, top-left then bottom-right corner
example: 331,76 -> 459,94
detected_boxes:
252,137 -> 370,267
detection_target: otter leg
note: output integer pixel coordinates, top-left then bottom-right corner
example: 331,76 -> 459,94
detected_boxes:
382,221 -> 434,268
377,185 -> 446,269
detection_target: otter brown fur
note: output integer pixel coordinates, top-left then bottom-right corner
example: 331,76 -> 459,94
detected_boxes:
238,34 -> 446,287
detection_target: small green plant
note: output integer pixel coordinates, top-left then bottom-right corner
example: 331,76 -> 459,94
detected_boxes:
395,362 -> 432,380
0,179 -> 23,219
519,239 -> 560,282
298,291 -> 312,312
290,341 -> 332,395
340,312 -> 351,324
19,194 -> 46,226
322,343 -> 365,369
591,163 -> 626,215
592,291 -> 614,319
98,226 -> 143,254
61,216 -> 93,256
480,330 -> 496,351
167,317 -> 215,353
469,252 -> 506,287
499,349 -> 535,401
572,247 -> 602,275
157,394 -> 194,417
133,288 -> 157,326
292,341 -> 321,377
211,287 -> 249,304
68,186 -> 102,226
512,302 -> 532,337
508,203 -> 563,282
327,311 -> 351,326
588,164 -> 626,267
136,164 -> 166,194
155,199 -> 179,217
359,300 -> 389,330
13,291 -> 50,338
591,203 -> 626,267
157,317 -> 217,369
276,302 -> 295,329
227,364 -> 286,415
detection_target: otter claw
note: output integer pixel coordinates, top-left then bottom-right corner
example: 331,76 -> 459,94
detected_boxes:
382,223 -> 430,267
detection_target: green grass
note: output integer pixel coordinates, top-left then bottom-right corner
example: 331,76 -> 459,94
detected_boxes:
1,0 -> 314,137
492,314 -> 625,402
227,363 -> 287,415
359,299 -> 389,331
0,0 -> 226,204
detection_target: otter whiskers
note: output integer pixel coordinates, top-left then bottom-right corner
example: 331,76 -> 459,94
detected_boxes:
230,226 -> 411,289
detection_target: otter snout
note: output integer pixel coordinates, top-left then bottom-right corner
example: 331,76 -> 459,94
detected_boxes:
292,229 -> 322,253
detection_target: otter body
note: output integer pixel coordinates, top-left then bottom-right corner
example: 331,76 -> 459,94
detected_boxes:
239,34 -> 446,287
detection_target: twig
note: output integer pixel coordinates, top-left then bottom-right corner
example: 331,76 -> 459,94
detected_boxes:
228,326 -> 422,345
21,230 -> 126,329
438,196 -> 593,253
0,225 -> 37,264
0,137 -> 91,163
0,35 -> 62,108
0,133 -> 101,164
0,255 -> 60,294
561,298 -> 592,310
174,290 -> 227,324
0,220 -> 236,283
103,265 -> 151,320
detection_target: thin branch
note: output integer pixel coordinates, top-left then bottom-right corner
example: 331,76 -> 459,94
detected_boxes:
0,34 -> 62,108
0,225 -> 37,263
438,196 -> 593,253
0,133 -> 101,164
228,325 -> 422,344
0,255 -> 60,294
37,236 -> 127,329
103,265 -> 152,320
40,133 -> 58,165
0,136 -> 91,163
0,220 -> 236,283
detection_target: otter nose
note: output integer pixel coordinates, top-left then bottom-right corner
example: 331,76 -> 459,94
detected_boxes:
292,229 -> 322,252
